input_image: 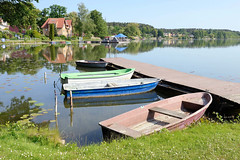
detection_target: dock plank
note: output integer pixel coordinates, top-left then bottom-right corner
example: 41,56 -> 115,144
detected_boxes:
102,57 -> 240,104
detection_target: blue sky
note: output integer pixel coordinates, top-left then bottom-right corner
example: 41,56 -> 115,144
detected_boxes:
33,0 -> 240,31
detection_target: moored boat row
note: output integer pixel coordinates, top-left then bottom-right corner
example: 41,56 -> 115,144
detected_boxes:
60,60 -> 213,139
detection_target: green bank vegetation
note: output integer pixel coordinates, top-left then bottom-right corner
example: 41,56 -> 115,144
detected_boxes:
1,1 -> 240,41
0,117 -> 240,159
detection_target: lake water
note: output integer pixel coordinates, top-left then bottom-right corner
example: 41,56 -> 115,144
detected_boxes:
0,39 -> 240,146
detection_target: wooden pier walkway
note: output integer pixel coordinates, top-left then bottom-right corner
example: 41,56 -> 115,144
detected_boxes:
102,57 -> 240,105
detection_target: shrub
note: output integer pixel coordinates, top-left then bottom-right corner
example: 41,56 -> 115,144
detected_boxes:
32,30 -> 41,38
3,33 -> 10,39
25,30 -> 33,37
59,35 -> 66,40
41,35 -> 48,40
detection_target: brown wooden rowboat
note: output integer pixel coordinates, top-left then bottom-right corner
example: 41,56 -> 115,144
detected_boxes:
99,92 -> 212,139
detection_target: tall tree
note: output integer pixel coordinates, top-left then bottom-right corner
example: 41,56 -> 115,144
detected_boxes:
67,12 -> 78,35
49,4 -> 67,18
157,29 -> 164,37
37,8 -> 50,28
76,3 -> 95,37
90,10 -> 108,38
49,24 -> 55,41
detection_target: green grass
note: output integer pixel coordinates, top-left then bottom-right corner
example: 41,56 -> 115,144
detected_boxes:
0,120 -> 239,159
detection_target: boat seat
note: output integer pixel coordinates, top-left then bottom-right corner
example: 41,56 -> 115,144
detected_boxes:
149,107 -> 187,119
108,123 -> 142,139
105,82 -> 118,87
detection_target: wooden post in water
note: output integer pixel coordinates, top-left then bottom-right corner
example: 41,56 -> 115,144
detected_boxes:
70,90 -> 73,108
70,107 -> 73,127
54,89 -> 57,115
44,72 -> 47,84
70,90 -> 73,126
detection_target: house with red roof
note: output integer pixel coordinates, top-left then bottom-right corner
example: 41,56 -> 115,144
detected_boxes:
41,18 -> 72,37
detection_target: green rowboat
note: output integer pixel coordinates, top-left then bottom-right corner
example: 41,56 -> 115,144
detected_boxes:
61,68 -> 135,83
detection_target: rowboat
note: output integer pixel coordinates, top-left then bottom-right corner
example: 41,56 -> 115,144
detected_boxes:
63,91 -> 161,108
99,92 -> 212,139
75,60 -> 108,68
63,78 -> 159,99
61,68 -> 135,84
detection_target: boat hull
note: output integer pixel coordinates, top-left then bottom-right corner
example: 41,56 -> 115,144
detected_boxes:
99,92 -> 212,139
64,79 -> 159,98
61,68 -> 135,84
76,60 -> 108,68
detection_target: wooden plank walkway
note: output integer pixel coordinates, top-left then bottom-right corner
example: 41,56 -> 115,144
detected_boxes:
102,57 -> 240,105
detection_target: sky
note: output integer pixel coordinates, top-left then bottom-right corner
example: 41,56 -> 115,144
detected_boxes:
33,0 -> 240,31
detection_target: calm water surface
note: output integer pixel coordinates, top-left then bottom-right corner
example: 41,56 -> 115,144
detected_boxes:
0,39 -> 239,146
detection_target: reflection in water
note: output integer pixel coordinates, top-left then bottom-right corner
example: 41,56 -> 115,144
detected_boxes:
63,91 -> 161,108
0,96 -> 40,124
76,66 -> 106,72
0,40 -> 240,146
42,45 -> 73,64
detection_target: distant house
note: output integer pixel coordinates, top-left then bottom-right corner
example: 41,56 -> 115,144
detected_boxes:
0,18 -> 9,30
41,18 -> 72,37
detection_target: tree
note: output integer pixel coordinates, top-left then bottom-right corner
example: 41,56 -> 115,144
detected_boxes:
49,24 -> 55,41
157,29 -> 164,37
90,10 -> 108,38
124,23 -> 141,37
49,4 -> 67,18
67,12 -> 78,35
76,3 -> 95,37
0,1 -> 39,30
37,8 -> 50,28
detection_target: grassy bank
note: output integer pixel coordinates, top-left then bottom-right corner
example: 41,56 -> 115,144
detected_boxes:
0,120 -> 239,159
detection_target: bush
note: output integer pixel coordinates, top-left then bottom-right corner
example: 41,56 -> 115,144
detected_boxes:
25,30 -> 33,37
3,33 -> 10,39
41,35 -> 48,40
71,36 -> 77,40
24,35 -> 30,41
60,35 -> 66,40
32,30 -> 41,38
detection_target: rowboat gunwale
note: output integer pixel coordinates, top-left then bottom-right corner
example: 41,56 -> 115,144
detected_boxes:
60,68 -> 135,79
63,78 -> 160,99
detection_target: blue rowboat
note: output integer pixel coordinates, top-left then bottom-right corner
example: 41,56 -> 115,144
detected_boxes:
63,78 -> 159,99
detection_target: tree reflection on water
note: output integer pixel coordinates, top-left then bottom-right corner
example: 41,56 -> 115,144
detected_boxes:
0,96 -> 40,124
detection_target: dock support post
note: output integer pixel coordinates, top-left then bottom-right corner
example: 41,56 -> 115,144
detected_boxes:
70,90 -> 73,108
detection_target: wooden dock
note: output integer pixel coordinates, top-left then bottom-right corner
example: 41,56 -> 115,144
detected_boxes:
102,57 -> 240,105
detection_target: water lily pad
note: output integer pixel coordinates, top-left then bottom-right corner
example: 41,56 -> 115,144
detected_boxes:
35,103 -> 44,107
29,100 -> 37,104
31,113 -> 43,117
48,109 -> 53,111
0,87 -> 4,89
5,91 -> 12,93
50,120 -> 56,123
20,114 -> 29,119
43,111 -> 48,114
